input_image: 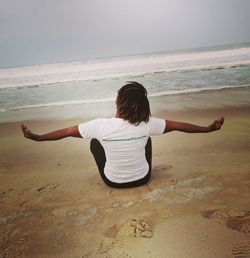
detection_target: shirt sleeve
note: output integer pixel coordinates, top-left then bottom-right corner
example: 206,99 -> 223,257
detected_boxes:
147,117 -> 166,135
78,118 -> 102,139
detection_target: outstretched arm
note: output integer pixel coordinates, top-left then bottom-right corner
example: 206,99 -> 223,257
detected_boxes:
164,116 -> 224,133
21,124 -> 82,141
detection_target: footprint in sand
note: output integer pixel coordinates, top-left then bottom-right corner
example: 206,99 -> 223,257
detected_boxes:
232,240 -> 250,258
0,188 -> 14,200
226,217 -> 250,234
151,207 -> 172,221
98,216 -> 153,257
37,183 -> 60,193
0,230 -> 26,257
116,216 -> 153,239
201,207 -> 250,234
201,208 -> 247,223
153,164 -> 172,173
96,238 -> 133,258
96,238 -> 125,255
104,216 -> 153,240
17,183 -> 61,211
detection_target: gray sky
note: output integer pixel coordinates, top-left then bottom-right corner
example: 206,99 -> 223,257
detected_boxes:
1,0 -> 250,68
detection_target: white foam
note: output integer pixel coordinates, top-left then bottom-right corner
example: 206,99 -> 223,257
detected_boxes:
1,46 -> 250,89
8,97 -> 115,111
148,84 -> 250,98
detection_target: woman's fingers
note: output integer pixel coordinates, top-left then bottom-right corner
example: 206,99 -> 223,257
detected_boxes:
21,124 -> 27,136
21,124 -> 25,132
21,124 -> 31,138
215,116 -> 225,129
209,116 -> 225,131
218,116 -> 224,128
220,116 -> 225,126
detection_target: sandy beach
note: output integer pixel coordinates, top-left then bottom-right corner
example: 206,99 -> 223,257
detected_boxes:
1,89 -> 250,258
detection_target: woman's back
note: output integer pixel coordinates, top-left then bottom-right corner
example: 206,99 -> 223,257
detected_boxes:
78,117 -> 165,183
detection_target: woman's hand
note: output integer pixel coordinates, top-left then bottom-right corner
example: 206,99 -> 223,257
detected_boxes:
207,116 -> 224,132
21,124 -> 40,141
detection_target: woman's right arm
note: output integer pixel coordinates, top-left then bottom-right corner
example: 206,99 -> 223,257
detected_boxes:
21,124 -> 82,141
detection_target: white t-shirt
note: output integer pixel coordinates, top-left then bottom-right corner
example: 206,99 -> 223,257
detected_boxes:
78,117 -> 165,183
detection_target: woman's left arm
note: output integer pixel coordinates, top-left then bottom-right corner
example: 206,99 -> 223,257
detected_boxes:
164,116 -> 224,133
21,124 -> 82,141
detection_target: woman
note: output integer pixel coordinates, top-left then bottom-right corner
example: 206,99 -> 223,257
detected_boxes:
21,81 -> 224,188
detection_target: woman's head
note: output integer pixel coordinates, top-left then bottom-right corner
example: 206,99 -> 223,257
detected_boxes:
116,81 -> 151,125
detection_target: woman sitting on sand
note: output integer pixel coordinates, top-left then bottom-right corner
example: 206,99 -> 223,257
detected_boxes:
21,81 -> 224,188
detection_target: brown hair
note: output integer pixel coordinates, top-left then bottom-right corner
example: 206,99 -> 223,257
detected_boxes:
116,81 -> 151,125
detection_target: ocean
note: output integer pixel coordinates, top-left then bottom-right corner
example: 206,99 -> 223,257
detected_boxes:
1,42 -> 250,122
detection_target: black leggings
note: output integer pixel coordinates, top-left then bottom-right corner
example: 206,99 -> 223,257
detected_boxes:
90,138 -> 152,188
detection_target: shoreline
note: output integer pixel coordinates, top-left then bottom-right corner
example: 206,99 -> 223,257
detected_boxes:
2,104 -> 250,128
1,85 -> 250,124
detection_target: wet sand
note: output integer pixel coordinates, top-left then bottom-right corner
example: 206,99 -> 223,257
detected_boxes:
0,92 -> 250,257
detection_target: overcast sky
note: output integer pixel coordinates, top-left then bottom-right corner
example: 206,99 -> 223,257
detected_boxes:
0,0 -> 250,68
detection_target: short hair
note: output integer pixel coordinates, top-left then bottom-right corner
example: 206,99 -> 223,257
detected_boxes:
116,81 -> 151,125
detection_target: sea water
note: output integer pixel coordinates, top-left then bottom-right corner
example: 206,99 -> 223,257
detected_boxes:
1,42 -> 250,122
